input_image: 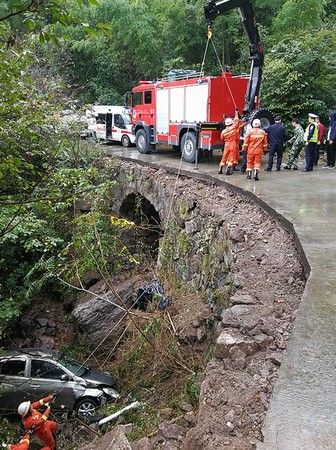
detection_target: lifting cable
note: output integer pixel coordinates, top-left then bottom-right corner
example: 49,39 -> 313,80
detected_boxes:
201,26 -> 238,111
165,25 -> 244,230
200,26 -> 212,75
165,28 -> 215,232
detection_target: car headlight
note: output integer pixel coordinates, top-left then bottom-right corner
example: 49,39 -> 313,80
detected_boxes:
102,387 -> 120,400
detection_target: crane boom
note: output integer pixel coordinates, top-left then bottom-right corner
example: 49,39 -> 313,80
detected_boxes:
204,0 -> 263,114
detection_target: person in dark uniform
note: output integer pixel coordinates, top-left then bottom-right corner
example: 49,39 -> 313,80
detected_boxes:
323,112 -> 336,169
264,116 -> 288,171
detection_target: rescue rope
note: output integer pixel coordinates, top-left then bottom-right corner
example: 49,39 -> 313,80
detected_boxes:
201,26 -> 238,110
222,68 -> 238,110
165,25 -> 216,230
200,27 -> 211,76
210,36 -> 223,71
210,38 -> 238,109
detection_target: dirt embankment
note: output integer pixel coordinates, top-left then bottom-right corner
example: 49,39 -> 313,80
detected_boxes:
76,177 -> 306,450
7,165 -> 306,450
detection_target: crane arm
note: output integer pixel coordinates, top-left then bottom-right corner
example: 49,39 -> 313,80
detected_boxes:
204,0 -> 264,114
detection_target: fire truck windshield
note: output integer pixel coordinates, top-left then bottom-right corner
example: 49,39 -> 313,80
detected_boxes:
132,92 -> 142,107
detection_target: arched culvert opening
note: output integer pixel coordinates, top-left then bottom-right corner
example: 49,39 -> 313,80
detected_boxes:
119,193 -> 162,262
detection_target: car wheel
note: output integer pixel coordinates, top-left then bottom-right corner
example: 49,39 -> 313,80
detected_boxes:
75,397 -> 99,417
121,134 -> 131,147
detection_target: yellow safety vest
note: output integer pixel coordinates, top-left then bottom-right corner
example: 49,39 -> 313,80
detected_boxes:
304,122 -> 318,143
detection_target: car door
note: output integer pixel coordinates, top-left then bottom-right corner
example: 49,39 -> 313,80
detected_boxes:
95,113 -> 107,140
113,113 -> 125,143
106,113 -> 113,138
0,357 -> 30,413
29,358 -> 79,413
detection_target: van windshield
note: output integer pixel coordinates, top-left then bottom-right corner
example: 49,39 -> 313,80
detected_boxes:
122,114 -> 131,124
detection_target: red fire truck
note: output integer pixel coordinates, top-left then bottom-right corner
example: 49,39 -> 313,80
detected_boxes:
130,0 -> 274,163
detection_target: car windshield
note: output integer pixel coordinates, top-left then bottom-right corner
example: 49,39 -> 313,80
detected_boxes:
58,357 -> 89,377
122,114 -> 131,124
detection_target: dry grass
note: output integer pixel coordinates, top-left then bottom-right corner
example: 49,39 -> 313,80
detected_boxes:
113,305 -> 209,406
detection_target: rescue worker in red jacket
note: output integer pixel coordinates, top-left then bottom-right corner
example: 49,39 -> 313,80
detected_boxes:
8,426 -> 51,450
8,437 -> 51,450
18,396 -> 57,450
218,108 -> 242,175
8,436 -> 30,450
8,433 -> 31,450
242,118 -> 268,181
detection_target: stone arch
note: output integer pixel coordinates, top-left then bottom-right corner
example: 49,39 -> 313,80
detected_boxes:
119,192 -> 163,261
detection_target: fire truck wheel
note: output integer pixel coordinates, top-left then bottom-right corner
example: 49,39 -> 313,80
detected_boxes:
249,108 -> 275,129
121,135 -> 131,147
181,132 -> 197,163
135,129 -> 152,154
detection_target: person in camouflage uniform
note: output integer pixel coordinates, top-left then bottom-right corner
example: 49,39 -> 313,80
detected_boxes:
284,118 -> 304,170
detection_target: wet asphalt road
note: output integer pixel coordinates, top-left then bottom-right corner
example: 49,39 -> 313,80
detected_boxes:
105,143 -> 336,450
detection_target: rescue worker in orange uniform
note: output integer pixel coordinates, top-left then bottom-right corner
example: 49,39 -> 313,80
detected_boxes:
242,118 -> 268,181
18,396 -> 57,450
218,108 -> 242,175
8,425 -> 51,450
8,432 -> 32,450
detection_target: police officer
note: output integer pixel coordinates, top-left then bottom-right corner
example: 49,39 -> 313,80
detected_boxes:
264,116 -> 288,171
302,113 -> 318,172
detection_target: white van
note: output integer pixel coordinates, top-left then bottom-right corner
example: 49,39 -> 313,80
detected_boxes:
86,105 -> 135,147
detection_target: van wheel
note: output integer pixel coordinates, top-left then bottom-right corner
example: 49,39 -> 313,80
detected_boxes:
121,135 -> 131,147
135,129 -> 152,154
75,398 -> 99,417
181,132 -> 197,163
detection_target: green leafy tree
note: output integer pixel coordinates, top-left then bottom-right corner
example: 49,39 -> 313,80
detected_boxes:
261,26 -> 336,121
254,0 -> 285,28
272,0 -> 325,37
61,0 -> 162,103
0,204 -> 66,336
0,0 -> 120,339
